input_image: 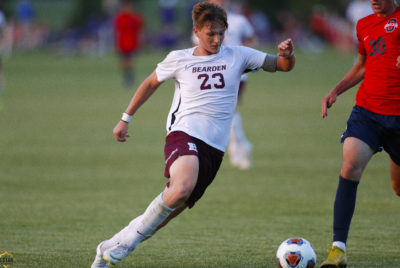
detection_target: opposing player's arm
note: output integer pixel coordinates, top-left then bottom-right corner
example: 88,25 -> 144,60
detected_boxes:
321,53 -> 366,118
113,71 -> 163,142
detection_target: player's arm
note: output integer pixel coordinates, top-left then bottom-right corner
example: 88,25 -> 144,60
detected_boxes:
321,53 -> 366,118
113,71 -> 163,142
276,39 -> 295,72
261,39 -> 295,73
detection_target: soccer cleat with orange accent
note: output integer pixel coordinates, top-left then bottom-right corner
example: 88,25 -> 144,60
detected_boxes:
320,246 -> 347,268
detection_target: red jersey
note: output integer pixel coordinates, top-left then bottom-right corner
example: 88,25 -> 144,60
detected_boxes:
356,6 -> 400,115
114,11 -> 143,53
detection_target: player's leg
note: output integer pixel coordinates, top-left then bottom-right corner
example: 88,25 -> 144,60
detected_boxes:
336,137 -> 373,246
155,154 -> 201,230
92,192 -> 175,268
321,137 -> 374,268
156,203 -> 187,231
121,53 -> 134,87
389,155 -> 400,196
162,155 -> 199,207
100,155 -> 199,266
340,137 -> 374,180
386,121 -> 400,196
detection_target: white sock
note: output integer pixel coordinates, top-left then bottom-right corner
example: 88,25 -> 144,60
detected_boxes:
333,241 -> 346,252
102,193 -> 174,251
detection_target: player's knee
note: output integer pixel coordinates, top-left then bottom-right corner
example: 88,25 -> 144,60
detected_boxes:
171,184 -> 193,204
341,163 -> 362,180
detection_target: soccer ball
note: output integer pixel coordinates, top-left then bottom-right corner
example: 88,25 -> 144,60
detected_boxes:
276,237 -> 316,268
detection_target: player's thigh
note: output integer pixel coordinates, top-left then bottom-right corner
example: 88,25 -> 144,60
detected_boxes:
168,155 -> 199,194
341,137 -> 374,179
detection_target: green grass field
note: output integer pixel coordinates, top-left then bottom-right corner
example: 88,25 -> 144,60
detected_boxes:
0,48 -> 399,268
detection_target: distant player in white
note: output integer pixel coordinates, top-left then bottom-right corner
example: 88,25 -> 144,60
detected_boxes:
192,0 -> 256,169
346,0 -> 373,45
91,2 -> 295,267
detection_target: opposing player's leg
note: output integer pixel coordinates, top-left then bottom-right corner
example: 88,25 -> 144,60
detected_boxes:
340,137 -> 374,180
119,53 -> 134,87
386,127 -> 400,196
321,137 -> 374,268
390,158 -> 400,196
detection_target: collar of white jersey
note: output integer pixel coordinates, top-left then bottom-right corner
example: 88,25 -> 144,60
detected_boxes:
190,46 -> 225,58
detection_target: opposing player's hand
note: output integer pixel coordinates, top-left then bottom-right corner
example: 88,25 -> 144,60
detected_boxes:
397,56 -> 400,68
321,92 -> 337,118
277,39 -> 294,58
113,121 -> 131,142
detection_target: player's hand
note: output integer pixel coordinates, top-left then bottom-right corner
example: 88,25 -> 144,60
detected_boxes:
321,92 -> 337,118
396,56 -> 400,68
113,120 -> 131,142
277,39 -> 294,58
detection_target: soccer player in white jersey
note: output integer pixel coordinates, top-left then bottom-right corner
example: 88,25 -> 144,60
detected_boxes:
192,0 -> 256,169
91,2 -> 295,267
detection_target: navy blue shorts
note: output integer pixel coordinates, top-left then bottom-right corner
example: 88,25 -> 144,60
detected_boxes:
164,131 -> 224,208
341,106 -> 400,165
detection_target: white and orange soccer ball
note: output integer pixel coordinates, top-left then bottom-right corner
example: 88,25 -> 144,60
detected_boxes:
276,237 -> 316,268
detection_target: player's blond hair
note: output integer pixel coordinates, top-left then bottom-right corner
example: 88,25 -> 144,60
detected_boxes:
192,1 -> 228,30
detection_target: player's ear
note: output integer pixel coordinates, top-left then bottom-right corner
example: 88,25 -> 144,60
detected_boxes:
193,27 -> 198,36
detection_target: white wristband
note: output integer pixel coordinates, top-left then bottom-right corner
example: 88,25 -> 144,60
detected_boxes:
121,112 -> 132,123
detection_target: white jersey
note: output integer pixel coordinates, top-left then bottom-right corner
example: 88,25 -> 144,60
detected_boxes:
156,45 -> 267,152
191,12 -> 255,83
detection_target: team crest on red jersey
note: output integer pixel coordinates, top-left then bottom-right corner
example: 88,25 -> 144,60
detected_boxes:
384,18 -> 398,32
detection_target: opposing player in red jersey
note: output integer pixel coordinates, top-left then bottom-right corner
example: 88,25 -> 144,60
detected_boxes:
320,0 -> 400,267
114,0 -> 143,87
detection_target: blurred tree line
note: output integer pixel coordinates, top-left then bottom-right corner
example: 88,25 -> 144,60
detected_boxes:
68,0 -> 103,28
1,0 -> 351,30
247,0 -> 349,26
247,0 -> 349,14
68,0 -> 351,28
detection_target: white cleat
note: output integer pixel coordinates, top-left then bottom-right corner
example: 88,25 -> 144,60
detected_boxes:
103,243 -> 132,266
91,241 -> 110,268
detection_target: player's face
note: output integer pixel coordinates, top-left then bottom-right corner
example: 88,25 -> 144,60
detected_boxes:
370,0 -> 397,16
194,21 -> 225,55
